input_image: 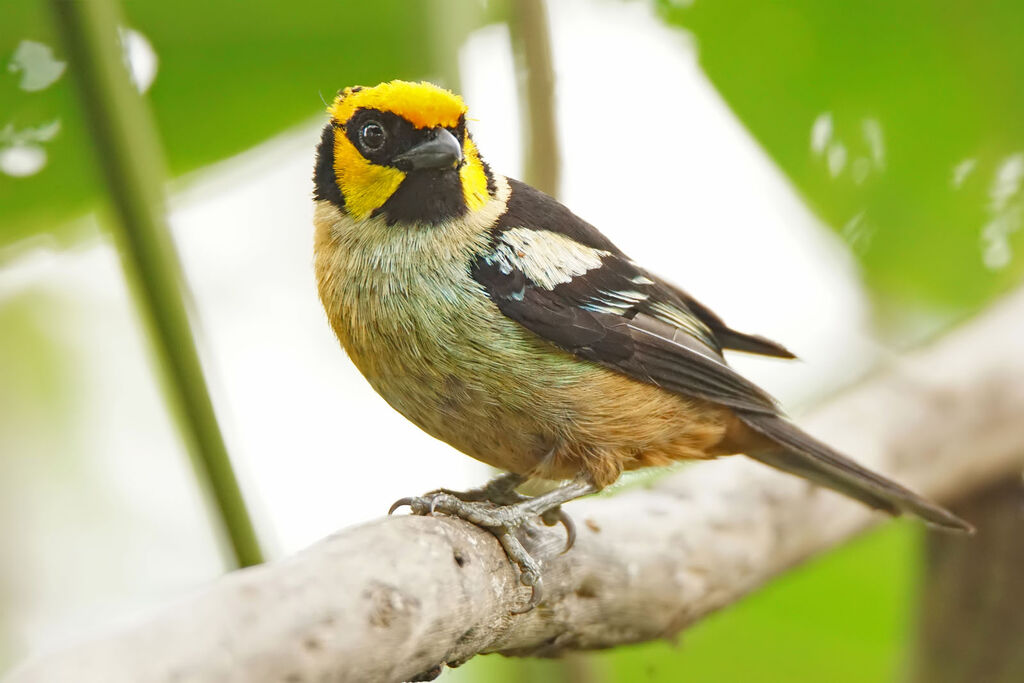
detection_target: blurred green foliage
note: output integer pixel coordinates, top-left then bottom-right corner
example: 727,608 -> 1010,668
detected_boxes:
1,0 -> 470,247
9,0 -> 1021,316
657,0 -> 1024,322
597,524 -> 918,682
0,293 -> 72,424
0,291 -> 79,675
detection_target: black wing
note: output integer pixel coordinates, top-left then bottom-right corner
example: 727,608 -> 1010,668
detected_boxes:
472,184 -> 972,532
495,179 -> 795,359
470,226 -> 779,415
654,279 -> 797,359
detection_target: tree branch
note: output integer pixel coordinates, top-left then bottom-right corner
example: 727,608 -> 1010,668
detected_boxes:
9,287 -> 1024,683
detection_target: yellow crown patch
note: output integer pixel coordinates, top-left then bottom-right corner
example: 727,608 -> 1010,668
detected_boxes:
329,80 -> 467,130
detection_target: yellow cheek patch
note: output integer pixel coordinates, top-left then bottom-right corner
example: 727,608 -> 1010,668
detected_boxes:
460,137 -> 490,211
330,80 -> 467,129
333,128 -> 405,220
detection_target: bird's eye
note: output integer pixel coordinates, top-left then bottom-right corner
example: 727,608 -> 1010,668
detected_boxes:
359,121 -> 386,152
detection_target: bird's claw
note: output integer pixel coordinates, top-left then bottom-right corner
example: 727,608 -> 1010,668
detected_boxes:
541,507 -> 576,553
387,486 -> 575,611
390,492 -> 510,526
497,530 -> 544,613
388,497 -> 415,515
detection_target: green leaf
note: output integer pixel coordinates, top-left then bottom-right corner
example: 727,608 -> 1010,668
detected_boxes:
655,0 -> 1024,321
0,0 -> 453,248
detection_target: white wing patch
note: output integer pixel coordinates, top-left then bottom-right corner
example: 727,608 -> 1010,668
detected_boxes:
649,301 -> 712,339
631,273 -> 655,286
486,227 -> 610,290
581,288 -> 649,315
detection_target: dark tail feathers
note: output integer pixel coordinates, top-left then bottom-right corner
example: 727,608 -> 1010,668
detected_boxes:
740,412 -> 973,533
716,329 -> 797,359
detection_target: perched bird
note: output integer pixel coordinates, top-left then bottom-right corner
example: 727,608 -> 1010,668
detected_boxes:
312,80 -> 971,609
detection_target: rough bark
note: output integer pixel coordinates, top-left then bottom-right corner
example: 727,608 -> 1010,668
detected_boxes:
910,474 -> 1024,683
8,288 -> 1024,683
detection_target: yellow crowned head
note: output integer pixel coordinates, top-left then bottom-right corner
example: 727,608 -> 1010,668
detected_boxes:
313,80 -> 493,222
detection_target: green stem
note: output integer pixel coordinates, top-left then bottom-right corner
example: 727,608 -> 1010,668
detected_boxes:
49,0 -> 263,568
508,0 -> 560,197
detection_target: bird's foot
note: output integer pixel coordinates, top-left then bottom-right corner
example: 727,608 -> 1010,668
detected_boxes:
417,472 -> 529,506
389,475 -> 592,612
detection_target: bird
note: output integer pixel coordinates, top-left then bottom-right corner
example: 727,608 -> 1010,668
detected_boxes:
311,80 -> 971,610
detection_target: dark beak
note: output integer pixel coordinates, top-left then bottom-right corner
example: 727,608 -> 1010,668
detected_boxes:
393,127 -> 463,171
